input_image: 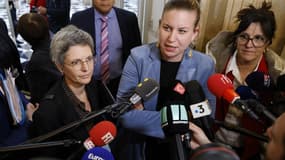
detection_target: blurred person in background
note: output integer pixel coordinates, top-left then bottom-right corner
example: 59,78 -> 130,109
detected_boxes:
37,0 -> 70,33
70,0 -> 142,97
17,13 -> 61,104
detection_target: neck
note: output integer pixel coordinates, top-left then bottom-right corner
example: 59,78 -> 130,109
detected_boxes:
65,80 -> 85,96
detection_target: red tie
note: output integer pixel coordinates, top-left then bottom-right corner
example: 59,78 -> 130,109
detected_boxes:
100,16 -> 110,82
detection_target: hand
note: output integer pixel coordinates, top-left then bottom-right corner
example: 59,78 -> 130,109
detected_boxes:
189,122 -> 211,149
26,103 -> 39,121
133,102 -> 144,110
37,6 -> 47,15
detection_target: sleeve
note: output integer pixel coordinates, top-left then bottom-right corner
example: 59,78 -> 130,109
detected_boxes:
116,52 -> 165,138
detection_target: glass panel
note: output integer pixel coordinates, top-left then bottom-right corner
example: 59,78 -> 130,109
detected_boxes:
123,0 -> 139,16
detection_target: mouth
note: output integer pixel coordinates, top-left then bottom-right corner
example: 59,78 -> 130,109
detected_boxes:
164,44 -> 177,52
80,74 -> 91,79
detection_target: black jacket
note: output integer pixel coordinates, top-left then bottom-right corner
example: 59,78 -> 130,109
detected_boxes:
31,78 -> 114,159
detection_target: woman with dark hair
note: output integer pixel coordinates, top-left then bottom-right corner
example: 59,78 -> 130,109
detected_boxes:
206,2 -> 285,159
17,13 -> 61,104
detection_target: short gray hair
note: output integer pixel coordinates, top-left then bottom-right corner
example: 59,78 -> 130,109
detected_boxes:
50,25 -> 94,65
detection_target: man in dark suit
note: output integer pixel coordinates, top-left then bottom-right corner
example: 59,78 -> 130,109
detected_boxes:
70,0 -> 141,97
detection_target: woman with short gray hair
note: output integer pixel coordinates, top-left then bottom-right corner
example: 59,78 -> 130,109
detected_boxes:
31,25 -> 113,159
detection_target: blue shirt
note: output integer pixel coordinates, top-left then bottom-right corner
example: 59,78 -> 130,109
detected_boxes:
93,8 -> 123,80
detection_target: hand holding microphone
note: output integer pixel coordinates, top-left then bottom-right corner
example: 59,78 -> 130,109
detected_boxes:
188,122 -> 211,149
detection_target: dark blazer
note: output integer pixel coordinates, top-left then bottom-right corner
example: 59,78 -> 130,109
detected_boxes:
46,0 -> 70,33
31,78 -> 114,159
70,7 -> 142,97
25,39 -> 61,103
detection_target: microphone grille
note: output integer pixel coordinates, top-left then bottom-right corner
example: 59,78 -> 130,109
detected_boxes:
135,78 -> 159,101
89,121 -> 117,146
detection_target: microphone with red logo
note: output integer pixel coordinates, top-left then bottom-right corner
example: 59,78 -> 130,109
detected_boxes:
83,121 -> 117,150
207,73 -> 262,123
160,80 -> 189,159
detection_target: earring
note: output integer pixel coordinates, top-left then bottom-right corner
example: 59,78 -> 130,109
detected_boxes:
156,41 -> 160,48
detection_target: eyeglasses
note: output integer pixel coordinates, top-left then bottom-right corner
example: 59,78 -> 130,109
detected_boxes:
237,33 -> 268,48
64,55 -> 94,70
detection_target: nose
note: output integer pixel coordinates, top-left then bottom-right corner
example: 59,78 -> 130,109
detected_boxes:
80,60 -> 90,71
245,39 -> 254,48
168,30 -> 176,42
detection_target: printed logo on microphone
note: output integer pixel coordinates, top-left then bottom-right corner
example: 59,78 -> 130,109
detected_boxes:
84,138 -> 95,150
190,100 -> 211,118
101,132 -> 115,144
264,74 -> 271,87
174,83 -> 185,95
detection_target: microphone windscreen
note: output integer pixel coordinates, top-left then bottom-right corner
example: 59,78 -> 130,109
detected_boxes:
89,121 -> 117,146
184,80 -> 212,118
245,71 -> 275,92
160,103 -> 189,135
81,147 -> 114,160
277,74 -> 285,92
207,73 -> 234,98
235,85 -> 257,100
135,78 -> 159,101
185,80 -> 205,104
159,79 -> 185,102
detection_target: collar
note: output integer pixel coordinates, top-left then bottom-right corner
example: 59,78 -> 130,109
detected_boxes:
224,50 -> 263,86
94,8 -> 115,20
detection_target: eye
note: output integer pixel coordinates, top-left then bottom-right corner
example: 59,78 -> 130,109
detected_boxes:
70,59 -> 81,66
162,25 -> 171,32
254,35 -> 266,42
239,33 -> 249,40
178,29 -> 187,34
86,56 -> 94,62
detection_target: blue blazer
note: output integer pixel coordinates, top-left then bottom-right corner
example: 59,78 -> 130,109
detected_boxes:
115,43 -> 216,160
70,7 -> 141,64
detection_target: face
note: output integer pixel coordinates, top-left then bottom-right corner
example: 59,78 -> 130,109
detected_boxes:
236,23 -> 269,64
158,9 -> 199,62
59,45 -> 94,88
265,113 -> 285,160
93,0 -> 115,15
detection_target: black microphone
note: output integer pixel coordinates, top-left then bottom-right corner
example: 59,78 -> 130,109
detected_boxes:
160,102 -> 189,160
245,71 -> 276,92
245,99 -> 276,122
213,119 -> 269,143
235,85 -> 276,122
160,80 -> 189,160
160,80 -> 189,135
277,74 -> 285,92
111,78 -> 160,117
184,80 -> 214,141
